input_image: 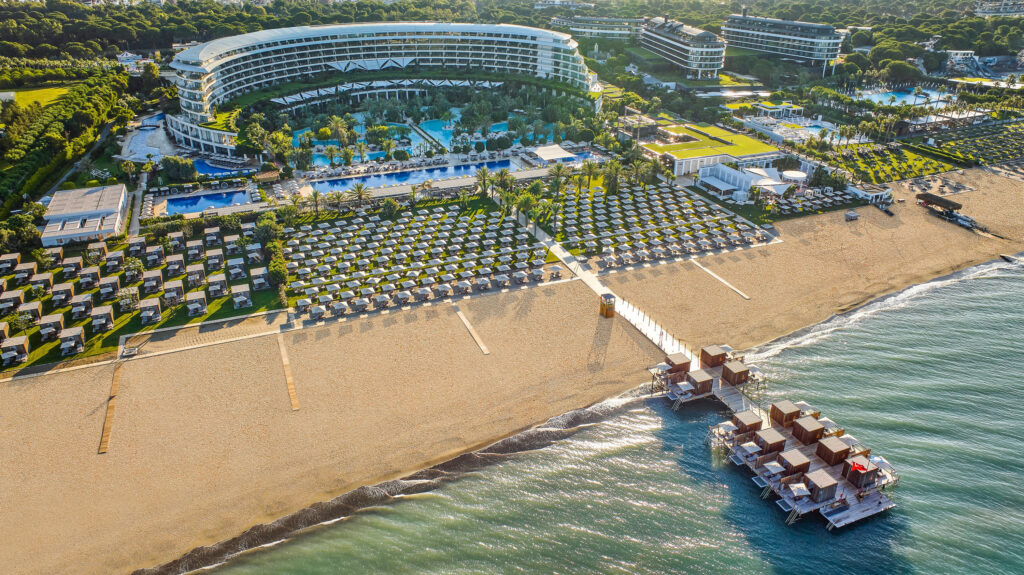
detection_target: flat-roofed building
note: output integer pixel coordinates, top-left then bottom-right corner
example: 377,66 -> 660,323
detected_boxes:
640,17 -> 725,79
41,184 -> 128,247
549,16 -> 644,41
639,121 -> 781,176
721,14 -> 842,76
976,0 -> 1024,17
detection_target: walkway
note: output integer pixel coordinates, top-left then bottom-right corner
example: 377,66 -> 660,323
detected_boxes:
129,172 -> 146,236
523,212 -> 690,358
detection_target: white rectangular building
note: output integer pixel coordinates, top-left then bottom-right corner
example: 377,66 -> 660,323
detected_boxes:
721,14 -> 842,75
41,184 -> 129,246
641,18 -> 725,79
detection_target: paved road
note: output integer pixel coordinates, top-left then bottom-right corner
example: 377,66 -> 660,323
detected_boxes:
47,122 -> 114,196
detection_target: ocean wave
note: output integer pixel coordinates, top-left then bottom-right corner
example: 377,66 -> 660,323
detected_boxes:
138,387 -> 656,575
744,256 -> 1023,363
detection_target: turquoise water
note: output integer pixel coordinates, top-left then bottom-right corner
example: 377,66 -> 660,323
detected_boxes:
309,159 -> 514,194
860,88 -> 946,107
164,191 -> 249,215
211,261 -> 1024,574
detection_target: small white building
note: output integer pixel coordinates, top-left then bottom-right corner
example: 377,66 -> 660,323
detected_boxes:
41,184 -> 129,247
697,164 -> 794,202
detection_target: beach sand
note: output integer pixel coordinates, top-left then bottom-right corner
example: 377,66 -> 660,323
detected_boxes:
1,169 -> 1021,575
606,168 -> 1024,351
0,281 -> 660,575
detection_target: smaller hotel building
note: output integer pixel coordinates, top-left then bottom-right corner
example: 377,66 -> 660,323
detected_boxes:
637,120 -> 781,176
721,14 -> 842,75
41,184 -> 129,246
640,18 -> 725,79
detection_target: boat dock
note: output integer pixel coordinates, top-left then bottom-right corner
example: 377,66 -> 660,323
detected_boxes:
649,344 -> 899,530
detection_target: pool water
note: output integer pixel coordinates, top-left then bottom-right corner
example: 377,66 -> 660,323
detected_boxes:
859,88 -> 946,107
164,191 -> 249,215
310,159 -> 514,195
194,160 -> 250,177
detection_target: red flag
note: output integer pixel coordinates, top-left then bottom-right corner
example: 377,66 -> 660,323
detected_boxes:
851,462 -> 866,472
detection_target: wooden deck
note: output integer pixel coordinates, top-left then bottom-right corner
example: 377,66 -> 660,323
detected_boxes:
97,363 -> 123,454
276,333 -> 300,411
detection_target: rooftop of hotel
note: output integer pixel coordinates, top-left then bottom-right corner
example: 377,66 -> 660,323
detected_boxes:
45,184 -> 126,219
642,123 -> 778,160
725,14 -> 841,35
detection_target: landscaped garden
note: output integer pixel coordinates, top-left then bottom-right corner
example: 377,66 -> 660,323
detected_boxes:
826,143 -> 955,183
915,121 -> 1024,165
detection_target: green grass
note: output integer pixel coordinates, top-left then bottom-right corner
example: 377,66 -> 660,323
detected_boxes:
643,123 -> 777,160
199,109 -> 239,132
685,186 -> 866,225
10,85 -> 70,108
828,145 -> 954,184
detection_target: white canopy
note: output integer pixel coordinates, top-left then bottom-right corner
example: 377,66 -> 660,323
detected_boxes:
534,144 -> 575,162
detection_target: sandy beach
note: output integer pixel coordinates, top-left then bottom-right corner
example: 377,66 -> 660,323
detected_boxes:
606,168 -> 1024,350
1,168 -> 1021,575
0,281 -> 660,575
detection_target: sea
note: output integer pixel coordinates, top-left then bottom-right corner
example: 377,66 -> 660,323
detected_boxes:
208,259 -> 1024,575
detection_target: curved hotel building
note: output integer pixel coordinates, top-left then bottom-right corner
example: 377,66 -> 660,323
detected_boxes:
168,22 -> 594,156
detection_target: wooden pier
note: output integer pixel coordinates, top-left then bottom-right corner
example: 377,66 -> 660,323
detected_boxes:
649,345 -> 899,530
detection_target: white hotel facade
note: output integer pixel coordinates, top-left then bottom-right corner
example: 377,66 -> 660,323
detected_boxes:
168,23 -> 595,156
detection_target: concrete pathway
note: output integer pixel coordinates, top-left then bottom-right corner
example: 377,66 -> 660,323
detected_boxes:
129,172 -> 146,236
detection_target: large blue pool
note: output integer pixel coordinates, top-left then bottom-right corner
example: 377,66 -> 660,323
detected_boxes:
310,159 -> 513,195
859,88 -> 946,107
165,191 -> 249,215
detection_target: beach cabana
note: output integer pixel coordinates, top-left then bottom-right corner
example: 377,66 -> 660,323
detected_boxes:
13,262 -> 36,285
186,264 -> 206,288
722,360 -> 750,386
1,336 -> 29,365
45,246 -> 63,266
187,240 -> 205,262
166,254 -> 185,277
246,243 -> 263,264
792,416 -> 825,445
226,258 -> 247,280
51,282 -> 75,308
139,298 -> 161,325
0,289 -> 22,315
241,222 -> 255,238
251,267 -> 269,290
732,410 -> 763,434
754,427 -> 786,455
770,400 -> 801,428
0,253 -> 20,274
70,294 -> 94,320
805,468 -> 838,503
665,352 -> 691,375
687,368 -> 714,395
842,455 -> 879,488
87,241 -> 107,259
145,245 -> 165,267
700,345 -> 728,368
225,234 -> 241,254
778,448 -> 811,476
167,231 -> 185,251
231,284 -> 252,309
164,280 -> 184,306
62,256 -> 82,278
128,236 -> 147,258
58,327 -> 84,356
105,250 -> 125,273
206,249 -> 224,271
186,292 -> 207,316
205,226 -> 221,246
0,322 -> 7,343
98,276 -> 120,301
816,436 -> 852,466
79,266 -> 101,291
38,313 -> 64,342
142,270 -> 163,295
90,305 -> 114,333
207,274 -> 228,298
17,301 -> 41,322
29,273 -> 53,292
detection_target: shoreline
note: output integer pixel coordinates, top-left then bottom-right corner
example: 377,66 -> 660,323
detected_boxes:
144,252 -> 1023,575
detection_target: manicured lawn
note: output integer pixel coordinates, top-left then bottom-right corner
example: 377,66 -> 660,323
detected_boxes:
644,123 -> 777,159
200,109 -> 240,132
828,145 -> 954,184
11,85 -> 70,108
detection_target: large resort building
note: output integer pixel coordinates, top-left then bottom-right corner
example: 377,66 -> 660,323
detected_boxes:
548,16 -> 645,41
975,0 -> 1024,16
640,17 -> 726,79
40,184 -> 129,247
167,23 -> 595,156
720,14 -> 842,76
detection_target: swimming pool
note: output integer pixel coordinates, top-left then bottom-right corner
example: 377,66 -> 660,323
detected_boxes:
194,160 -> 250,176
164,191 -> 249,215
859,88 -> 946,107
311,159 -> 514,195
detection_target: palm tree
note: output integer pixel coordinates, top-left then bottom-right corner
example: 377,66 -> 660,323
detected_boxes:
602,160 -> 622,195
348,183 -> 370,206
419,179 -> 433,200
311,189 -> 322,217
341,147 -> 355,166
581,159 -> 598,189
475,166 -> 491,198
329,115 -> 347,146
355,142 -> 368,163
324,145 -> 339,167
912,86 -> 923,107
381,139 -> 396,161
495,168 -> 514,197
